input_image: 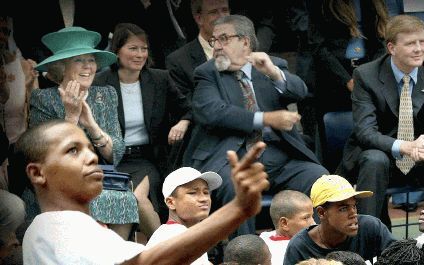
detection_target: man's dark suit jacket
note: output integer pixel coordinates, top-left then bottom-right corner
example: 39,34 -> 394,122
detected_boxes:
341,54 -> 424,173
166,38 -> 207,120
183,57 -> 319,173
93,67 -> 190,165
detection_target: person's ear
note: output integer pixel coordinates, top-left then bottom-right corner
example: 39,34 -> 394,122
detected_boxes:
165,196 -> 176,210
387,42 -> 395,55
193,13 -> 202,26
26,162 -> 46,186
279,216 -> 290,232
316,206 -> 326,219
243,36 -> 250,49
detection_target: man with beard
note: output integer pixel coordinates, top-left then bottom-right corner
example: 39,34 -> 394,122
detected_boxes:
183,14 -> 328,237
283,175 -> 395,265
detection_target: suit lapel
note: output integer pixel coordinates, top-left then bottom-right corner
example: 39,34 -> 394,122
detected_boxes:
251,68 -> 270,111
412,67 -> 424,117
141,69 -> 155,131
379,56 -> 400,117
220,71 -> 245,108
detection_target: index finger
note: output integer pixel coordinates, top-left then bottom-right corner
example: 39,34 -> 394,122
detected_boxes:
230,141 -> 266,173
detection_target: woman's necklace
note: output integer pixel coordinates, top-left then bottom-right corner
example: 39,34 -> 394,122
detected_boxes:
120,81 -> 140,95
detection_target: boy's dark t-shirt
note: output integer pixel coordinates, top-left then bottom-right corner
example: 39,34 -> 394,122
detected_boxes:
283,215 -> 396,265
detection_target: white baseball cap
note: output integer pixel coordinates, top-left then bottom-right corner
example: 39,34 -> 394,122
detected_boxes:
162,167 -> 223,198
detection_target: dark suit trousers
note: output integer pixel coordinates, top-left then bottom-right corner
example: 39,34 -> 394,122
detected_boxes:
356,149 -> 424,228
214,142 -> 328,237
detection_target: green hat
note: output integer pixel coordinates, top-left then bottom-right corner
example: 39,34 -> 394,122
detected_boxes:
36,27 -> 116,71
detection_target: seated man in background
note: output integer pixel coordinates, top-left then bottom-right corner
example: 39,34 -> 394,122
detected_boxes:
18,120 -> 269,265
184,14 -> 328,237
284,175 -> 396,265
223,234 -> 272,265
339,14 -> 424,227
260,190 -> 315,265
146,166 -> 223,264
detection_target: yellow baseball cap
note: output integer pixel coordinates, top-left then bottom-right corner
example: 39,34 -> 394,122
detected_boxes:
310,175 -> 373,207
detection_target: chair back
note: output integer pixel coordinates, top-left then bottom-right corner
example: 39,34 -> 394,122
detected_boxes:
322,111 -> 353,172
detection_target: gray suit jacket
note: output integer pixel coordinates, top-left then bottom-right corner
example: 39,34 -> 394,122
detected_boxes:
183,57 -> 319,173
342,54 -> 424,172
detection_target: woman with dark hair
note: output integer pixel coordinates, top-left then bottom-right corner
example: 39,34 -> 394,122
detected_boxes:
310,0 -> 389,115
94,23 -> 191,241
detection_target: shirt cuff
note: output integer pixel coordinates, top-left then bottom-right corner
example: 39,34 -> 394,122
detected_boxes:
273,68 -> 287,94
392,140 -> 403,159
253,112 -> 264,129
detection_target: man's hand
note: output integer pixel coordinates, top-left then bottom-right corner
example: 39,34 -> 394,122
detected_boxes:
247,52 -> 282,81
401,135 -> 424,161
227,141 -> 269,218
21,59 -> 39,90
263,110 -> 301,131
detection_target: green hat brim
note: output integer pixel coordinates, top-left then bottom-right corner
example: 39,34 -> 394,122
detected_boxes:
36,48 -> 116,72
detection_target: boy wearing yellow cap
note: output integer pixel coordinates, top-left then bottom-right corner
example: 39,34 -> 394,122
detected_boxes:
283,175 -> 396,265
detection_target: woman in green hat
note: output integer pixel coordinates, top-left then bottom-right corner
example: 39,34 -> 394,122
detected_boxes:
28,27 -> 138,240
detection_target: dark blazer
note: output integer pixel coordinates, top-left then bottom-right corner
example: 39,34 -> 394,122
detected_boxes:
342,54 -> 424,172
183,57 -> 319,173
309,0 -> 386,113
93,67 -> 190,158
166,38 -> 207,117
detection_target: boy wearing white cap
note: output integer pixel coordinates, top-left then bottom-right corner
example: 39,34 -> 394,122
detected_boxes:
283,175 -> 396,265
146,167 -> 223,264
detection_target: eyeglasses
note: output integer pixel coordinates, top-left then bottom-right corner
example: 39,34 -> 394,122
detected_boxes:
208,34 -> 241,48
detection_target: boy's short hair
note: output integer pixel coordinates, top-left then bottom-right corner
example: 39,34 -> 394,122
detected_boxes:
224,234 -> 269,265
296,258 -> 343,265
15,119 -> 67,166
326,250 -> 366,265
269,190 -> 311,228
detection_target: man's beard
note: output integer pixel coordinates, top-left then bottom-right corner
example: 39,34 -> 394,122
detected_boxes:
214,54 -> 231,72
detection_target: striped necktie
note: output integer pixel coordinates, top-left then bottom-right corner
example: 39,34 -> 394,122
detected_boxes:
235,71 -> 262,151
